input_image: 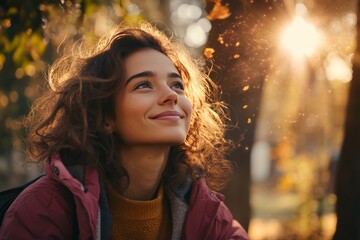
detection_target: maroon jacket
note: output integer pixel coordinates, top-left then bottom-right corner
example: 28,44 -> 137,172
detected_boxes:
0,154 -> 248,239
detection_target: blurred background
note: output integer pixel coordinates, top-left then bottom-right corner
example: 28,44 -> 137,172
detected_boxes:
1,0 -> 359,239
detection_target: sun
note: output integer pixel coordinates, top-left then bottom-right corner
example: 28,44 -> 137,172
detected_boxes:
281,16 -> 322,58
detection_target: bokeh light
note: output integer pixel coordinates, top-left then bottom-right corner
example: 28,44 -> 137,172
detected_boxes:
324,53 -> 353,82
177,3 -> 202,21
170,1 -> 210,49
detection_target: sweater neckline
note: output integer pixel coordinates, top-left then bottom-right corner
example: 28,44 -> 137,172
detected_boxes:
105,180 -> 164,220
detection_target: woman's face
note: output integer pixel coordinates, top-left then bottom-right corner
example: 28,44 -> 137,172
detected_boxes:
108,48 -> 192,146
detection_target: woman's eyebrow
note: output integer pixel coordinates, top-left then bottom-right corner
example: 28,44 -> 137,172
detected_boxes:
126,71 -> 154,85
126,71 -> 182,85
169,72 -> 182,80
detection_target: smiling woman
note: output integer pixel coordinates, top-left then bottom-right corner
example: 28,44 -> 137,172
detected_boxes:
0,22 -> 248,239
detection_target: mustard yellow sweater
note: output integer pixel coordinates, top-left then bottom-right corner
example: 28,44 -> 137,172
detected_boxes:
106,181 -> 172,240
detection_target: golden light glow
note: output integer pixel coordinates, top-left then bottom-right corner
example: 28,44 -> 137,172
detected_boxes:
281,16 -> 322,57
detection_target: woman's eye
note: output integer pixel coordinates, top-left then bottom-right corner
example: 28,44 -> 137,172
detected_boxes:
134,81 -> 151,90
171,81 -> 184,90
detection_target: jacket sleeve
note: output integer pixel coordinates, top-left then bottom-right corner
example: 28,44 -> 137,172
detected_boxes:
0,178 -> 76,240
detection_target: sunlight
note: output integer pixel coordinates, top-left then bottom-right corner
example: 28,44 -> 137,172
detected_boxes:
281,16 -> 322,58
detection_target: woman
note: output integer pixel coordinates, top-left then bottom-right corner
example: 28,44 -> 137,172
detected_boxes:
0,22 -> 248,239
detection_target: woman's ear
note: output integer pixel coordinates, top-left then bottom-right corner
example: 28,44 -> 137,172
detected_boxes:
104,118 -> 114,134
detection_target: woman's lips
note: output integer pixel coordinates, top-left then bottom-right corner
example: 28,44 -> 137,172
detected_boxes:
150,111 -> 184,120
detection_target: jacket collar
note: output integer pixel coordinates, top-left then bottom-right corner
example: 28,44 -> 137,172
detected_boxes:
45,153 -> 101,239
182,178 -> 224,239
167,177 -> 225,239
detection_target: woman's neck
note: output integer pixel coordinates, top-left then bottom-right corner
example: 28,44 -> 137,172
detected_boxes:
118,145 -> 170,201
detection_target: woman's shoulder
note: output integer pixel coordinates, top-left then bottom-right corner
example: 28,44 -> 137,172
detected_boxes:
0,175 -> 76,239
14,175 -> 73,208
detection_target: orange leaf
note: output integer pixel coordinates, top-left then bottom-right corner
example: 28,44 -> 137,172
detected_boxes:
204,48 -> 215,58
206,2 -> 231,21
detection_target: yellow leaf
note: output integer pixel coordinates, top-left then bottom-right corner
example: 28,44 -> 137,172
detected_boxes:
243,85 -> 250,91
218,36 -> 224,44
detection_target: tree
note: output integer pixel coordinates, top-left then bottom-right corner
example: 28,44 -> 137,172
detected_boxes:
333,1 -> 360,239
204,0 -> 287,230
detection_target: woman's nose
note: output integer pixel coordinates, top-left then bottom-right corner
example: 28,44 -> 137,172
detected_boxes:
159,86 -> 178,105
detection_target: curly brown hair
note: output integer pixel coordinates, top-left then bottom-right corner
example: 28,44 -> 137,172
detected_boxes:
24,22 -> 233,191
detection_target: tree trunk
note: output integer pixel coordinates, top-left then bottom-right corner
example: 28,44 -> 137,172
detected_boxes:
333,2 -> 360,239
205,0 -> 287,230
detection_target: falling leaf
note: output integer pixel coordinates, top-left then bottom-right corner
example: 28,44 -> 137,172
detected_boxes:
233,54 -> 240,59
218,36 -> 224,44
206,1 -> 231,21
235,41 -> 240,47
204,48 -> 215,58
242,105 -> 248,109
247,118 -> 252,124
243,85 -> 250,91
